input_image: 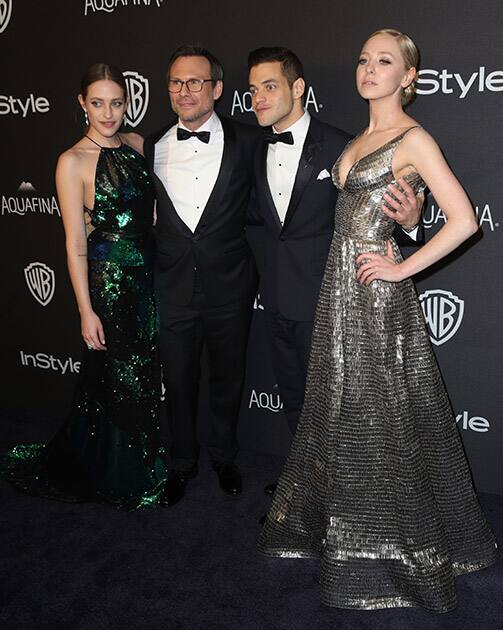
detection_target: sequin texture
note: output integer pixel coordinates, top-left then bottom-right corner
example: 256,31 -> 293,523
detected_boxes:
1,144 -> 169,510
257,129 -> 499,611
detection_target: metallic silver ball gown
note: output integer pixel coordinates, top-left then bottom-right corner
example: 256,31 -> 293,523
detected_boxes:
258,128 -> 498,612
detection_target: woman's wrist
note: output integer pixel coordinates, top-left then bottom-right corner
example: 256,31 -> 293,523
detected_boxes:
397,260 -> 412,281
79,305 -> 94,317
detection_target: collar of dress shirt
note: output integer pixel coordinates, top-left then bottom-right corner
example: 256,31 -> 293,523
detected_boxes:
177,111 -> 221,143
272,111 -> 311,146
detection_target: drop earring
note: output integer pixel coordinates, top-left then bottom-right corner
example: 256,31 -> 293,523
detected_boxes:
84,109 -> 89,126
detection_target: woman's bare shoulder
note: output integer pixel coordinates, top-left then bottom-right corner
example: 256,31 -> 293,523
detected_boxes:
402,124 -> 436,149
57,141 -> 100,186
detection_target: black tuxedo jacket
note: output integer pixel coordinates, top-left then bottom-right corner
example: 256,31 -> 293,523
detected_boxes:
254,116 -> 420,322
144,115 -> 261,306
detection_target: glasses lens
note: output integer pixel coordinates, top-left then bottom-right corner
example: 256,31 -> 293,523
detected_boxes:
168,80 -> 182,93
187,79 -> 204,93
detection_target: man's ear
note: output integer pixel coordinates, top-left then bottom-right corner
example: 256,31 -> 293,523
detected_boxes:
213,80 -> 224,101
292,77 -> 305,101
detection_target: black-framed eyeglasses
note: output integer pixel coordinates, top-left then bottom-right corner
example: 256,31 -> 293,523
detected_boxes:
168,79 -> 214,93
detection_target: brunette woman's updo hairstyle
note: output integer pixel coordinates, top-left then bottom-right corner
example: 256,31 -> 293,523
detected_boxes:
368,29 -> 420,106
80,62 -> 127,98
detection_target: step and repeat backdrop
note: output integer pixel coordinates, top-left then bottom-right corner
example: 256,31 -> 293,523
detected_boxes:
1,1 -> 502,493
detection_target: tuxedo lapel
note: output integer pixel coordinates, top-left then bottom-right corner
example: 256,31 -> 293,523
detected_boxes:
281,121 -> 322,232
194,116 -> 236,234
257,140 -> 282,231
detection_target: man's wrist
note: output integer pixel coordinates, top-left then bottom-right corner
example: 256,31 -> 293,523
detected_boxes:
401,222 -> 419,233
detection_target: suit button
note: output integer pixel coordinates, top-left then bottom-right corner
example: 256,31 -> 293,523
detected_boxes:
192,235 -> 199,241
279,236 -> 286,241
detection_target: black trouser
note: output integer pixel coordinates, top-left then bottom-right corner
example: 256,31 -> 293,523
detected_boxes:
264,310 -> 314,436
158,279 -> 253,473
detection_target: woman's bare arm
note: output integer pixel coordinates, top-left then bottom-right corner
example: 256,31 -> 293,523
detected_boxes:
357,128 -> 477,284
56,151 -> 106,349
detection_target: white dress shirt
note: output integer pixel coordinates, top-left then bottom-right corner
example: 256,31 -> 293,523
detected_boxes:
154,111 -> 224,232
267,111 -> 311,226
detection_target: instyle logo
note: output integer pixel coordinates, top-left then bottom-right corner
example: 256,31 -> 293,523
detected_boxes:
0,0 -> 12,33
2,182 -> 60,217
249,387 -> 283,413
417,67 -> 503,98
456,410 -> 490,433
84,0 -> 164,16
20,350 -> 81,375
24,262 -> 55,307
423,202 -> 498,232
419,289 -> 464,346
0,94 -> 50,117
123,70 -> 149,127
231,86 -> 322,116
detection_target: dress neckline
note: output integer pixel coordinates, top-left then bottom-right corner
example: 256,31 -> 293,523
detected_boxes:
338,126 -> 419,189
85,134 -> 124,150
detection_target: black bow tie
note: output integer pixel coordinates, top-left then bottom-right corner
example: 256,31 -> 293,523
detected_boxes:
265,131 -> 294,145
177,127 -> 211,143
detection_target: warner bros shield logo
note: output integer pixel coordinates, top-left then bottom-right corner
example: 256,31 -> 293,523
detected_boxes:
419,289 -> 464,346
123,71 -> 149,128
24,262 -> 55,306
0,0 -> 12,34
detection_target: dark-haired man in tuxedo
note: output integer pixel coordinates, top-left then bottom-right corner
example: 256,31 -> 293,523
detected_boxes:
248,47 -> 423,500
144,46 -> 261,505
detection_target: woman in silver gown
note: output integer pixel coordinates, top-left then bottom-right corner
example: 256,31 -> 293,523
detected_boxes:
258,29 -> 498,612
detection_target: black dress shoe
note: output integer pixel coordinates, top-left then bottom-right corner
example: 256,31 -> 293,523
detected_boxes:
159,473 -> 185,507
180,465 -> 198,482
264,482 -> 277,495
213,462 -> 242,495
159,466 -> 198,507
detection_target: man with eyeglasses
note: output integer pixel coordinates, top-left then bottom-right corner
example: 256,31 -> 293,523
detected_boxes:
144,45 -> 261,505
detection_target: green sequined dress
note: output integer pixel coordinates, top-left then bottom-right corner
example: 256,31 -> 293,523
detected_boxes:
1,141 -> 169,510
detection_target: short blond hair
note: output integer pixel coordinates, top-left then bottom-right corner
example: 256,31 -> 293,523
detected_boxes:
368,28 -> 419,105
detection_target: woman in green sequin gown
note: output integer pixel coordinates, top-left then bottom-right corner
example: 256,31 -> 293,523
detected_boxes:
1,64 -> 171,510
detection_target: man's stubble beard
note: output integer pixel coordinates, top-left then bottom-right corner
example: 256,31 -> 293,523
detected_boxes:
177,102 -> 214,125
266,96 -> 295,129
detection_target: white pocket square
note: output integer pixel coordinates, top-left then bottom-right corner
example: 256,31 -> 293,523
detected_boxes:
317,169 -> 331,181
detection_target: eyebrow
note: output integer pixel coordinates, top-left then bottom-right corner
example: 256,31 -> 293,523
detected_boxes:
169,76 -> 206,81
249,78 -> 279,87
360,50 -> 396,57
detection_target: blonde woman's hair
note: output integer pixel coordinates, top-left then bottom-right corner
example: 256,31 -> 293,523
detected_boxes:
368,28 -> 419,105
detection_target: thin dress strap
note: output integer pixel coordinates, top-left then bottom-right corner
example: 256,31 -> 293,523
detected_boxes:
85,135 -> 103,149
394,125 -> 420,143
85,134 -> 123,149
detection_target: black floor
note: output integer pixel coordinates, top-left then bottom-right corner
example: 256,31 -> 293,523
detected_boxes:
1,418 -> 502,630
